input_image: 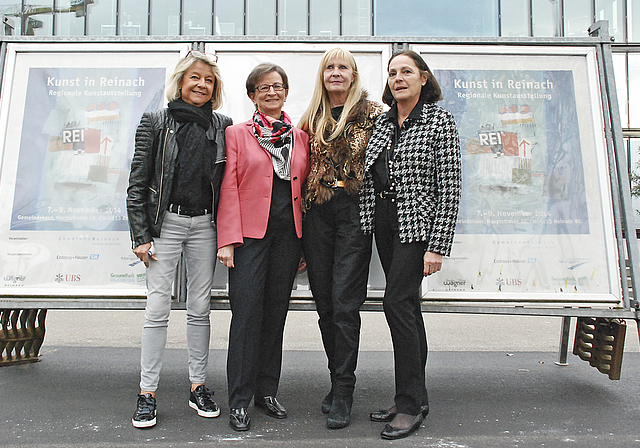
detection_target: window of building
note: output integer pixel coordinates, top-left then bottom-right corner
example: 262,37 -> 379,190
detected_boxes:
564,0 -> 591,37
216,0 -> 243,35
630,0 -> 640,42
87,0 -> 116,36
310,0 -> 339,36
183,0 -> 211,36
628,138 -> 640,228
120,0 -> 148,36
0,0 -> 22,35
278,0 -> 307,36
247,0 -> 276,35
150,0 -> 180,35
628,53 -> 640,128
374,0 -> 497,37
501,0 -> 530,37
532,0 -> 561,37
28,13 -> 53,36
613,53 -> 628,128
596,0 -> 624,41
22,1 -> 53,36
55,0 -> 86,36
342,0 -> 371,36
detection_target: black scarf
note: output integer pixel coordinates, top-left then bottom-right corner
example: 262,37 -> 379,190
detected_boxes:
169,98 -> 212,130
167,99 -> 214,209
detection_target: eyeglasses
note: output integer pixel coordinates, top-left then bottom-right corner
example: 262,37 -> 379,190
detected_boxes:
255,83 -> 285,92
185,50 -> 219,64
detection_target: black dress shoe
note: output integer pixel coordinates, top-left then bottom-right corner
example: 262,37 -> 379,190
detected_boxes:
229,408 -> 250,431
370,404 -> 429,422
321,391 -> 333,414
326,395 -> 353,429
254,396 -> 287,419
380,413 -> 423,440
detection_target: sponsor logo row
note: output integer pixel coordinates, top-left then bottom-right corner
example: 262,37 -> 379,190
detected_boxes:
3,272 -> 146,286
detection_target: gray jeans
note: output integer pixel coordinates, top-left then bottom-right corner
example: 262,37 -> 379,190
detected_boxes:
139,212 -> 216,392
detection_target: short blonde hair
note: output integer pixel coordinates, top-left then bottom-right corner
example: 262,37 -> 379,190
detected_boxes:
166,51 -> 224,110
298,47 -> 364,145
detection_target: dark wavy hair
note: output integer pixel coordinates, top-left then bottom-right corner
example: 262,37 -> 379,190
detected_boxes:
382,50 -> 442,107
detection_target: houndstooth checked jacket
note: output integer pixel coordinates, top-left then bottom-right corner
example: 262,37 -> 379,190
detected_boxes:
359,102 -> 462,256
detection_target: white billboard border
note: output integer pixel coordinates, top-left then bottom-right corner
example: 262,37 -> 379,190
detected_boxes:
0,40 -> 625,309
413,44 -> 620,305
0,42 -> 189,297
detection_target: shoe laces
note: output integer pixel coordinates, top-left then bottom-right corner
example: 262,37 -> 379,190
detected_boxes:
137,394 -> 155,413
193,386 -> 215,404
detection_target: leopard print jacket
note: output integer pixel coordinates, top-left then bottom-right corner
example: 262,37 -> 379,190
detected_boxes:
303,93 -> 383,210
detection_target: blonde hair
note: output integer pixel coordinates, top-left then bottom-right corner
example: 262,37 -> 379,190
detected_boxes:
166,51 -> 224,110
298,48 -> 364,146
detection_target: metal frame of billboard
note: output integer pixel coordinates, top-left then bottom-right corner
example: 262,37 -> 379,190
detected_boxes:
0,31 -> 636,324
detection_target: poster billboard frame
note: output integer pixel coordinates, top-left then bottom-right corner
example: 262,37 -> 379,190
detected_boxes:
411,43 -> 621,306
0,42 -> 188,298
0,36 -> 636,320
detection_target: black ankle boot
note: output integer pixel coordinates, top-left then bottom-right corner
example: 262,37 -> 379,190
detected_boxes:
321,390 -> 333,414
326,394 -> 353,429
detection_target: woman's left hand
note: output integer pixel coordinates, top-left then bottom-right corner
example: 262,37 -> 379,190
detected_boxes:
423,251 -> 442,276
217,245 -> 235,268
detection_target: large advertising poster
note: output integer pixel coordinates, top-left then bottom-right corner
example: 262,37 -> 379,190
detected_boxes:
417,46 -> 620,303
0,44 -> 186,295
0,42 -> 623,306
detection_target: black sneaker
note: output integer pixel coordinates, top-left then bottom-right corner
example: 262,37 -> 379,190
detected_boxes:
189,385 -> 220,418
132,393 -> 157,428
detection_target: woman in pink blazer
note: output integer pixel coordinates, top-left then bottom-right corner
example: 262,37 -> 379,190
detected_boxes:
217,63 -> 310,432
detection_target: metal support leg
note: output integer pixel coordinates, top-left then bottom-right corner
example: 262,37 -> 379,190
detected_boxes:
555,316 -> 572,366
0,309 -> 47,366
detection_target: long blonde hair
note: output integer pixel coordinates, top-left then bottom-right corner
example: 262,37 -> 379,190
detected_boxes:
166,51 -> 224,110
298,48 -> 364,146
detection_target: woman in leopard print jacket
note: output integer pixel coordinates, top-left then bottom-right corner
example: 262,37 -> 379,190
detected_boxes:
299,47 -> 382,430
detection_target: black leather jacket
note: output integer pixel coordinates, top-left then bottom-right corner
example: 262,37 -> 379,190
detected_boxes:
126,108 -> 233,248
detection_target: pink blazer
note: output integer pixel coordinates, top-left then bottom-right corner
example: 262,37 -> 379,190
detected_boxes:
217,119 -> 310,249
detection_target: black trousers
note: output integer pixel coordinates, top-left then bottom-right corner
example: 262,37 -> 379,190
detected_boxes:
303,189 -> 372,396
374,196 -> 429,416
226,218 -> 300,409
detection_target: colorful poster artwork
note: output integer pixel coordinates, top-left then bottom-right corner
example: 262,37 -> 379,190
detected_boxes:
10,67 -> 166,231
437,69 -> 589,236
424,63 -> 618,300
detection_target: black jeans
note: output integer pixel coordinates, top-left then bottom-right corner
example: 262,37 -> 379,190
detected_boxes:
303,189 -> 373,396
226,217 -> 300,409
374,196 -> 429,415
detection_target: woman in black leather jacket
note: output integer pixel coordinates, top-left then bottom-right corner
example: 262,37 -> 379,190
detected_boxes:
126,51 -> 232,429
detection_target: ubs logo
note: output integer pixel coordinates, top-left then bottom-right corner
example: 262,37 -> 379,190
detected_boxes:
496,277 -> 521,290
55,274 -> 81,283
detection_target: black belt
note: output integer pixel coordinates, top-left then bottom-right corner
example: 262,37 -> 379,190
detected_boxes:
376,191 -> 397,200
168,203 -> 209,217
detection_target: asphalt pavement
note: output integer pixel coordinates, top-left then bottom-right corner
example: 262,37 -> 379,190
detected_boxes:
2,310 -> 640,448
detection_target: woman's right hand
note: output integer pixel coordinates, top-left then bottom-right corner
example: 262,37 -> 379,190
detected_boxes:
133,242 -> 156,268
217,245 -> 235,268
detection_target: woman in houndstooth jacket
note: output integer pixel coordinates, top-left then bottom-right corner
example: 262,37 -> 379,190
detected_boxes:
360,50 -> 462,440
